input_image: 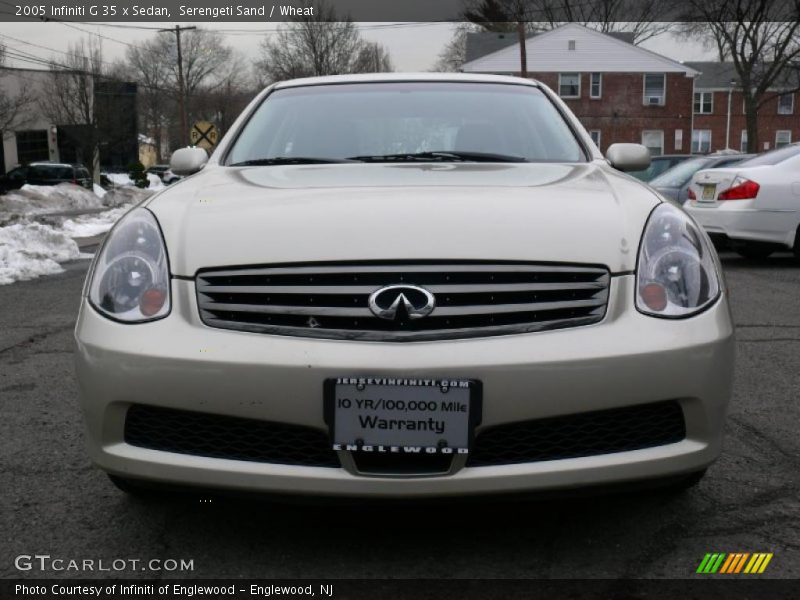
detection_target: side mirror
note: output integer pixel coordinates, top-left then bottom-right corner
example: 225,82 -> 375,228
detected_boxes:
606,143 -> 651,172
170,147 -> 208,176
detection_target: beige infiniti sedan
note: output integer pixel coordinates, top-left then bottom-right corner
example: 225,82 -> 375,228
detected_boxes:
74,74 -> 734,498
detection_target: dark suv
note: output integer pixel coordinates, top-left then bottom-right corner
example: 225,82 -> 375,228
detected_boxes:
0,162 -> 92,194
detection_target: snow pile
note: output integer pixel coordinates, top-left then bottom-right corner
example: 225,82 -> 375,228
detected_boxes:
60,205 -> 132,238
0,184 -> 105,222
105,172 -> 164,191
103,186 -> 153,208
93,183 -> 107,199
105,172 -> 133,187
0,222 -> 82,285
147,172 -> 165,190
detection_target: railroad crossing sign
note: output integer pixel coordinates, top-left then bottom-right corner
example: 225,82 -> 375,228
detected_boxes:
190,121 -> 218,150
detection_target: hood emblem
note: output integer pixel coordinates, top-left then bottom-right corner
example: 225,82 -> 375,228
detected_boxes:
368,285 -> 436,320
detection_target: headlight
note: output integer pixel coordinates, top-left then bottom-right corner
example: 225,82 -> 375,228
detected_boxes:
88,208 -> 170,322
636,203 -> 720,318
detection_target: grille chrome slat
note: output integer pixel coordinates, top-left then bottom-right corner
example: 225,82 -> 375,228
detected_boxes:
201,302 -> 374,318
196,261 -> 611,342
198,263 -> 609,278
432,298 -> 606,316
197,280 -> 608,295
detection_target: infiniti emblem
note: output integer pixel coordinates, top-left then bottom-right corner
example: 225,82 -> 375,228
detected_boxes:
368,285 -> 436,320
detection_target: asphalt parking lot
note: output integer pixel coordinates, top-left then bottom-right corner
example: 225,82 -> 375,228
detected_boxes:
1,251 -> 798,580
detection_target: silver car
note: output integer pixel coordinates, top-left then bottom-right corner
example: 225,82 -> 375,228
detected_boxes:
75,74 -> 734,499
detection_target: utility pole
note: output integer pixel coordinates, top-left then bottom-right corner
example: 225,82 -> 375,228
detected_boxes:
517,21 -> 527,78
159,25 -> 196,147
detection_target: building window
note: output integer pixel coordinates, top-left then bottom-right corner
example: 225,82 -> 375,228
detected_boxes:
568,40 -> 576,51
642,130 -> 664,156
559,73 -> 580,98
589,130 -> 601,147
776,130 -> 792,148
675,129 -> 683,151
590,73 -> 602,99
15,130 -> 49,164
692,129 -> 712,154
643,73 -> 666,105
778,93 -> 794,115
693,91 -> 713,114
740,130 -> 748,153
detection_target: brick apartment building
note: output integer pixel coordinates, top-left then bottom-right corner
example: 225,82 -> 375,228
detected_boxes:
461,23 -> 799,155
687,61 -> 799,153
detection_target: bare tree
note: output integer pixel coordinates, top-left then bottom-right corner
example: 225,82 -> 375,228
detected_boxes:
354,42 -> 394,74
119,38 -> 171,160
432,24 -> 477,72
120,29 -> 236,157
39,39 -> 103,178
679,0 -> 800,152
192,52 -> 257,137
258,0 -> 393,83
0,45 -> 35,134
525,0 -> 674,44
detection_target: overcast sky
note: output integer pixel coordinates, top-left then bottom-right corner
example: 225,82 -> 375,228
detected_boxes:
0,22 -> 715,74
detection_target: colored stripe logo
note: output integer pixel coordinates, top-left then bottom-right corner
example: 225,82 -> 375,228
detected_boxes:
696,553 -> 773,574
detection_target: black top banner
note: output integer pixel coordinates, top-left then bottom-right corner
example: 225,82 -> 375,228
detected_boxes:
2,0 -> 798,23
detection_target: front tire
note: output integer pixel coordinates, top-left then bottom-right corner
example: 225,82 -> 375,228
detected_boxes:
735,241 -> 775,260
107,474 -> 166,499
662,469 -> 707,493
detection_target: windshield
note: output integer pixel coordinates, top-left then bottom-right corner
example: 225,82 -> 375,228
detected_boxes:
227,82 -> 585,165
649,157 -> 714,187
737,144 -> 800,167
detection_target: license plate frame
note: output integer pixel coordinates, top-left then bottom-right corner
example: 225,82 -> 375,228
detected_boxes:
323,377 -> 482,456
701,184 -> 717,201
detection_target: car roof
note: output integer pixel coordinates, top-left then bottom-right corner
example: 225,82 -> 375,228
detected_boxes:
28,161 -> 84,168
273,72 -> 542,90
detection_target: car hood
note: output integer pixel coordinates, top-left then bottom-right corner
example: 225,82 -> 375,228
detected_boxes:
148,162 -> 659,276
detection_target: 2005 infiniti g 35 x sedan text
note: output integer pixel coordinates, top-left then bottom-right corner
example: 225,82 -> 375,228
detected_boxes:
74,74 -> 734,498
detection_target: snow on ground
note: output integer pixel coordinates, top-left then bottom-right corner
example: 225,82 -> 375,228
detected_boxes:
60,205 -> 133,239
0,184 -> 105,223
0,176 -> 158,284
0,222 -> 82,285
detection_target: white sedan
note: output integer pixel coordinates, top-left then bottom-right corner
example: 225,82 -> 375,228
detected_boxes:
685,144 -> 800,259
74,74 -> 734,499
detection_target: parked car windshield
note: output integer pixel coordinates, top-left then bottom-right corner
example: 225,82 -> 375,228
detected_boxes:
627,156 -> 688,182
649,157 -> 714,187
227,82 -> 586,165
737,144 -> 800,167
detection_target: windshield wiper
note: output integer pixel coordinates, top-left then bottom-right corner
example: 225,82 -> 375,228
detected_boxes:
347,151 -> 528,163
229,157 -> 353,166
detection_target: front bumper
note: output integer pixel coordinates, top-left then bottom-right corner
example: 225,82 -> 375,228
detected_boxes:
74,275 -> 735,498
686,200 -> 797,248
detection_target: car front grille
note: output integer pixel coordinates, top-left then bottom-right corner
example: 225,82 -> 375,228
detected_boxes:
196,261 -> 610,341
466,401 -> 686,467
124,405 -> 340,468
123,401 -> 685,473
